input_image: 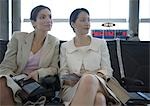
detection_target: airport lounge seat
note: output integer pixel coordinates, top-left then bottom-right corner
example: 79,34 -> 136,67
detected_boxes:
107,40 -> 150,92
0,40 -> 9,63
107,40 -> 150,106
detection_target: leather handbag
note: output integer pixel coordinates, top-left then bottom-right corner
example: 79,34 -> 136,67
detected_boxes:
15,77 -> 52,104
12,74 -> 58,104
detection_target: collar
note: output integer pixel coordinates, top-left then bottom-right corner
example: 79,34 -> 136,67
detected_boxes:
66,36 -> 99,53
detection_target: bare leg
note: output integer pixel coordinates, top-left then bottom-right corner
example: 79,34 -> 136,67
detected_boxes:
70,74 -> 106,106
94,92 -> 106,106
0,77 -> 15,106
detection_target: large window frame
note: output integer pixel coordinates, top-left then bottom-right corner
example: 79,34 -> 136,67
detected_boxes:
20,0 -> 150,41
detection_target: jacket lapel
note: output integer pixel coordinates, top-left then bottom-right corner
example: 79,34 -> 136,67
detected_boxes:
21,32 -> 34,70
66,40 -> 78,53
39,34 -> 52,67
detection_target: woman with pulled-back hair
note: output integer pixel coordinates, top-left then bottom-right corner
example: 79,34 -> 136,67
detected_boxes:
0,5 -> 59,105
59,8 -> 128,106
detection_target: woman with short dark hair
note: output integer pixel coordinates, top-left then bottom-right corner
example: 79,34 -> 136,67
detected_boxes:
60,8 -> 124,106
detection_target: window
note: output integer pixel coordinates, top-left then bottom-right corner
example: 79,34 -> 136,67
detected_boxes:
139,0 -> 150,41
20,0 -> 150,41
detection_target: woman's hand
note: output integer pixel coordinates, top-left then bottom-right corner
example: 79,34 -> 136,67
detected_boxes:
63,73 -> 81,86
96,70 -> 108,80
26,71 -> 39,81
97,69 -> 107,76
63,80 -> 78,87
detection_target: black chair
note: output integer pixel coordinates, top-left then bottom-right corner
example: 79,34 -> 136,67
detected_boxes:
0,40 -> 9,63
107,40 -> 150,106
120,41 -> 150,92
107,41 -> 122,84
107,40 -> 150,92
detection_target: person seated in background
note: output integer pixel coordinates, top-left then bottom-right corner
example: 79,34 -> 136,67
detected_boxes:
59,8 -> 126,106
0,5 -> 59,105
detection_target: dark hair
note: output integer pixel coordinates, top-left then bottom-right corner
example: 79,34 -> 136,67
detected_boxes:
69,8 -> 89,32
30,5 -> 51,21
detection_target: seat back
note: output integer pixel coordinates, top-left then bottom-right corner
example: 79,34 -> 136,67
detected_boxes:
107,41 -> 122,84
120,41 -> 150,92
0,40 -> 9,63
107,40 -> 150,92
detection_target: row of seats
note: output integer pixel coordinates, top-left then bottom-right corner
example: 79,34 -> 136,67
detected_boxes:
1,40 -> 149,92
0,40 -> 150,105
106,40 -> 150,92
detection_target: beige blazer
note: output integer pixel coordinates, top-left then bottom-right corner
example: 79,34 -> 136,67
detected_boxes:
0,31 -> 59,77
60,37 -> 113,77
0,31 -> 59,102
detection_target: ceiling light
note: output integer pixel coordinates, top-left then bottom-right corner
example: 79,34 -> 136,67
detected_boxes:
102,22 -> 115,27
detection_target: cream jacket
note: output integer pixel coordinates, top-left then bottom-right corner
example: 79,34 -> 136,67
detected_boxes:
0,31 -> 59,102
60,37 -> 113,77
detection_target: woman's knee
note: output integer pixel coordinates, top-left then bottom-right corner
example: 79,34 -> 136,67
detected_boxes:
0,77 -> 15,105
0,77 -> 10,97
0,77 -> 7,86
95,92 -> 106,106
80,74 -> 99,89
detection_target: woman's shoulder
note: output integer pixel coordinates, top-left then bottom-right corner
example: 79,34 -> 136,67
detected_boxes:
61,40 -> 73,48
91,37 -> 107,46
48,34 -> 58,40
47,34 -> 59,46
47,34 -> 59,43
92,37 -> 106,43
11,31 -> 32,40
12,31 -> 29,37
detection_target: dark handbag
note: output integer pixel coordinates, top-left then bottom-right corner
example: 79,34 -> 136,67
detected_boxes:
12,74 -> 60,104
40,75 -> 63,104
15,77 -> 53,104
40,75 -> 61,92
